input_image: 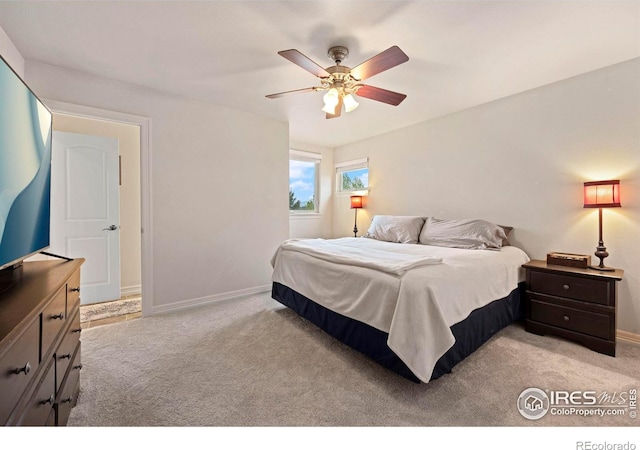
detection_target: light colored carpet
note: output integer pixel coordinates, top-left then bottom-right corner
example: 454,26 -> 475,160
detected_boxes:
68,293 -> 640,427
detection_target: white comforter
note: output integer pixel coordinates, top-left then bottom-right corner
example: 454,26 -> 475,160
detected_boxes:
277,238 -> 442,275
271,237 -> 530,383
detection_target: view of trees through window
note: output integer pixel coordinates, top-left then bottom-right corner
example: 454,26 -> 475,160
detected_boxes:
340,168 -> 368,191
289,158 -> 318,212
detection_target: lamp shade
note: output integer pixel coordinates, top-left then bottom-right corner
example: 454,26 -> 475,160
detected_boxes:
584,180 -> 621,208
350,195 -> 363,209
343,94 -> 359,112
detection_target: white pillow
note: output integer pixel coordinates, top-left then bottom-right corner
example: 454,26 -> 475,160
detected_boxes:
419,217 -> 507,249
363,215 -> 425,244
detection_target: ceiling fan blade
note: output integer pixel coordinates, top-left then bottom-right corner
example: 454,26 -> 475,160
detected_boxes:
355,85 -> 407,106
326,95 -> 343,119
265,87 -> 319,99
278,49 -> 331,78
350,46 -> 409,81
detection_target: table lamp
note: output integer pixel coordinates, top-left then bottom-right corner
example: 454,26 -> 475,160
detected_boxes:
350,195 -> 363,237
583,180 -> 621,271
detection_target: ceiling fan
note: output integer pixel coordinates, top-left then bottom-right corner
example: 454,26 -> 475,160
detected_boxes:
266,45 -> 409,119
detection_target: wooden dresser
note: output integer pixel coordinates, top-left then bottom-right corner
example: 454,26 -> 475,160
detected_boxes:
522,260 -> 623,356
0,258 -> 84,426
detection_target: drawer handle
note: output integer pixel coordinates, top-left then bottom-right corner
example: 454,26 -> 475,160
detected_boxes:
61,396 -> 74,404
59,353 -> 72,360
73,364 -> 83,371
72,328 -> 82,334
562,284 -> 570,290
40,394 -> 55,406
563,315 -> 570,321
70,287 -> 81,293
51,312 -> 65,320
13,362 -> 32,376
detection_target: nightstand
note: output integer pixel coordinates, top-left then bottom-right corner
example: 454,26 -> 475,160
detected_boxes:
522,260 -> 623,356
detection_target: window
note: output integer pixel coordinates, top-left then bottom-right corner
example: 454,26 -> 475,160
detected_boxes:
289,150 -> 321,213
336,157 -> 368,193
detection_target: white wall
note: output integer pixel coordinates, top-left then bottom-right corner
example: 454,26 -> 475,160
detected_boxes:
24,61 -> 289,314
289,141 -> 334,239
0,24 -> 24,76
333,58 -> 640,335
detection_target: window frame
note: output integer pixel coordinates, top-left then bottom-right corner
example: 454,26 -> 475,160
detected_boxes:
289,149 -> 321,215
335,157 -> 369,194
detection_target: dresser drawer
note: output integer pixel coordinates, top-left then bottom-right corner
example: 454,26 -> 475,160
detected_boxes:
56,342 -> 81,426
66,269 -> 82,316
42,286 -> 68,357
56,308 -> 81,393
529,270 -> 611,305
530,299 -> 612,340
0,318 -> 40,424
14,357 -> 56,426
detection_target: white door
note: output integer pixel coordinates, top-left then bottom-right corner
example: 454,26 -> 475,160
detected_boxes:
50,131 -> 120,305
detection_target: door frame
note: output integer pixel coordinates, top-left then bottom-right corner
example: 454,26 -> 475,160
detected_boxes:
44,99 -> 154,318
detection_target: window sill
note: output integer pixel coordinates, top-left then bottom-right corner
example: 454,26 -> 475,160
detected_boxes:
336,189 -> 369,197
290,213 -> 322,220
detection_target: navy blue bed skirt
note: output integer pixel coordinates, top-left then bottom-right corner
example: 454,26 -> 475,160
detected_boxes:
271,281 -> 525,383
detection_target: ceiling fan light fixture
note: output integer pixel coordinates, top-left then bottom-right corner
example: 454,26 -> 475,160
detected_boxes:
322,87 -> 340,113
322,88 -> 339,106
267,45 -> 409,119
343,94 -> 359,112
321,103 -> 338,114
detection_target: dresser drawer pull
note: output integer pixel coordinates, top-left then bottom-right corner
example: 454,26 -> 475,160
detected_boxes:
51,312 -> 65,320
70,287 -> 81,293
58,353 -> 72,360
563,315 -> 570,321
13,362 -> 32,375
40,394 -> 55,406
73,364 -> 83,371
562,284 -> 570,290
61,396 -> 74,404
72,328 -> 82,334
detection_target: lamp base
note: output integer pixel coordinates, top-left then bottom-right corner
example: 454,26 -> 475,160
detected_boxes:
590,241 -> 613,272
589,265 -> 616,272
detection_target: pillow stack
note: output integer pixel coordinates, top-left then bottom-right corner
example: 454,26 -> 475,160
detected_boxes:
363,215 -> 511,250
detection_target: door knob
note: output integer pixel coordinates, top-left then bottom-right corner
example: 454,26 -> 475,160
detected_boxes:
102,225 -> 120,231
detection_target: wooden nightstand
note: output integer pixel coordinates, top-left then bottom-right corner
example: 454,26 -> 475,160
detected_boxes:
522,260 -> 623,356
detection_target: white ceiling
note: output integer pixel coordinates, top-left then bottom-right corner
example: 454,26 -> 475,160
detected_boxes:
1,1 -> 639,148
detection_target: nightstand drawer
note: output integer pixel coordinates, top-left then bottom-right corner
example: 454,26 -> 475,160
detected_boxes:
529,271 -> 610,305
529,299 -> 612,340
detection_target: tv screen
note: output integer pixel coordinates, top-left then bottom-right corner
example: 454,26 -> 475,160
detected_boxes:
0,54 -> 52,271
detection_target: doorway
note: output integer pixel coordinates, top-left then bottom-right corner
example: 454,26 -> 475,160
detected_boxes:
44,99 -> 153,319
51,117 -> 140,323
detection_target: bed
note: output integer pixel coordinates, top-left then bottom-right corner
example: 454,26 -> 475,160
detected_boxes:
270,216 -> 530,383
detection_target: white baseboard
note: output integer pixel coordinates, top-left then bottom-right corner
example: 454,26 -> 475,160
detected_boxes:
121,285 -> 142,297
617,330 -> 640,345
152,284 -> 271,315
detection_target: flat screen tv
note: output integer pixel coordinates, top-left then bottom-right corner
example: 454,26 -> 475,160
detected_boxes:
0,54 -> 52,272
